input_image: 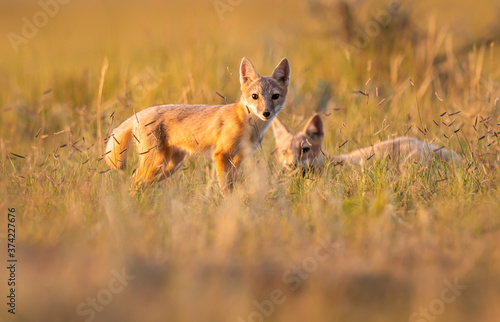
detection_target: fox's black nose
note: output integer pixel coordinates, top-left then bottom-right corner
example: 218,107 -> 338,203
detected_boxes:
263,112 -> 271,118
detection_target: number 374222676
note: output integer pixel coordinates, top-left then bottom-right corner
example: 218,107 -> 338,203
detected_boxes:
8,208 -> 16,258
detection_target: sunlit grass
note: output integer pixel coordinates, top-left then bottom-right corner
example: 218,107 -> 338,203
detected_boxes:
1,0 -> 500,321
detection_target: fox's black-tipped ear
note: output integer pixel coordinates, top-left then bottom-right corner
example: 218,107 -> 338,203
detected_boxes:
240,57 -> 259,84
272,58 -> 290,85
304,114 -> 324,140
272,118 -> 290,140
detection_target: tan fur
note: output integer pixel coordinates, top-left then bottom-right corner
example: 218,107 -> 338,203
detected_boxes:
106,57 -> 291,192
272,114 -> 462,171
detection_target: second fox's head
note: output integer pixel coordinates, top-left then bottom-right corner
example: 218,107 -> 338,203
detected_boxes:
239,57 -> 290,121
272,114 -> 325,171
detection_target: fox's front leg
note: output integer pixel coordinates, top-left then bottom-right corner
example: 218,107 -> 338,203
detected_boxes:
213,151 -> 243,193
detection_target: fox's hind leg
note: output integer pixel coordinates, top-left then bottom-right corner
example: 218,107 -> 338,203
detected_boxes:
154,149 -> 188,182
131,147 -> 168,190
130,147 -> 188,192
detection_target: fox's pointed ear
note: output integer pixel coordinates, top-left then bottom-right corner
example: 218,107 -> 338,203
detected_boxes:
271,58 -> 290,85
240,57 -> 259,84
272,118 -> 290,140
304,114 -> 324,140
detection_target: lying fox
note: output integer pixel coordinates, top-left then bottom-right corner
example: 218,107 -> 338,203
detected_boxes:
106,57 -> 290,191
272,114 -> 462,170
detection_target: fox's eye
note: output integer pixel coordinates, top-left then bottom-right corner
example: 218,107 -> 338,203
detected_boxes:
252,94 -> 259,100
302,147 -> 311,153
272,94 -> 280,100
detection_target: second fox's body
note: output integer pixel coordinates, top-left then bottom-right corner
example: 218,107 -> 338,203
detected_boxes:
272,114 -> 462,171
106,57 -> 291,191
328,136 -> 462,166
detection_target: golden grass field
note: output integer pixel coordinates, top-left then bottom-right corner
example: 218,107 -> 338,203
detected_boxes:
1,0 -> 500,321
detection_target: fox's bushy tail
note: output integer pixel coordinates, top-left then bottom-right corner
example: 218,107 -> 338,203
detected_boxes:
105,116 -> 134,169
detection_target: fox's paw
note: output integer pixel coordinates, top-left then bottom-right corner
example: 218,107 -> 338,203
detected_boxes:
129,177 -> 146,196
129,185 -> 139,197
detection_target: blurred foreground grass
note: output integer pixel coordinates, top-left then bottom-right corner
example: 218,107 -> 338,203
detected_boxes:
1,0 -> 500,321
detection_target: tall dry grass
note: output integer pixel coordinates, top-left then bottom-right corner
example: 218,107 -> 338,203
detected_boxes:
1,0 -> 500,321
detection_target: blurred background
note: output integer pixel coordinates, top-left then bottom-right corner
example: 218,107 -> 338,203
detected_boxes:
1,0 -> 500,321
1,0 -> 500,142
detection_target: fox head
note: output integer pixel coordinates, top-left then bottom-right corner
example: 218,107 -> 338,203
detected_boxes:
272,114 -> 325,171
239,57 -> 290,121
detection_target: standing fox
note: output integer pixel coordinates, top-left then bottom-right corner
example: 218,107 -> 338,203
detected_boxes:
272,114 -> 462,171
106,57 -> 290,192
